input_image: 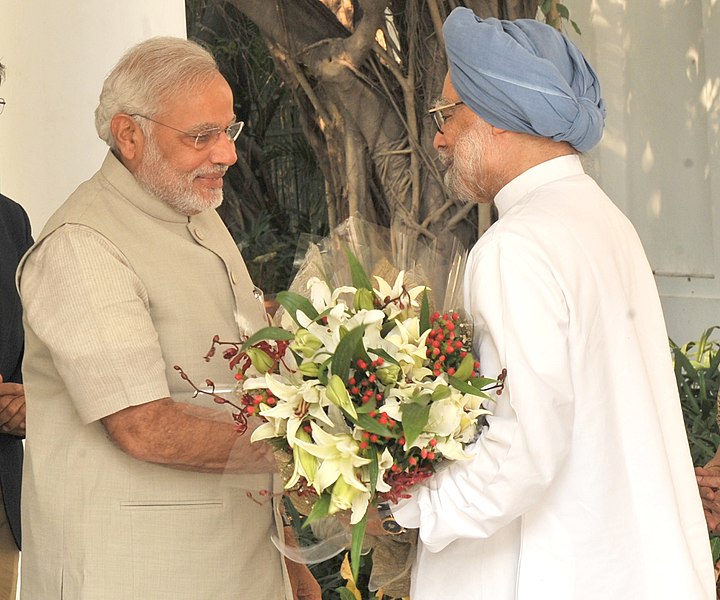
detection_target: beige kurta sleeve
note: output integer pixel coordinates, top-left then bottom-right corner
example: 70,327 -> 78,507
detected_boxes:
19,223 -> 169,423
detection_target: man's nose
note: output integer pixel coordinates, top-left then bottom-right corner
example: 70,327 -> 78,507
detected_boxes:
211,132 -> 238,166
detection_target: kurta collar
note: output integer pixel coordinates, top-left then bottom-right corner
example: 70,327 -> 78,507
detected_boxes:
100,150 -> 189,224
494,154 -> 585,218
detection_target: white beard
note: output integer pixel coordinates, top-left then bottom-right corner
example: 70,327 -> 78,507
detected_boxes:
135,136 -> 226,216
439,123 -> 501,204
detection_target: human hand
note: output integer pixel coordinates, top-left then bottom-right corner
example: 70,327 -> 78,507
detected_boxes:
695,465 -> 720,534
284,558 -> 322,600
227,418 -> 277,474
0,376 -> 26,437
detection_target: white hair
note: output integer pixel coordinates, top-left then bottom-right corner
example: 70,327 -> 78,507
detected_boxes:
95,37 -> 219,148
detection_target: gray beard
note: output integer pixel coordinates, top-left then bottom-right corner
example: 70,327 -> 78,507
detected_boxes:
135,137 -> 225,216
440,124 -> 500,204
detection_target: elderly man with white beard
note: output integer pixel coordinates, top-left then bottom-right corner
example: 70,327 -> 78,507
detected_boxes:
388,8 -> 716,600
17,37 -> 320,600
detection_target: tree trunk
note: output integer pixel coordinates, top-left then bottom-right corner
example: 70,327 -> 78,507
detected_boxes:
216,0 -> 542,261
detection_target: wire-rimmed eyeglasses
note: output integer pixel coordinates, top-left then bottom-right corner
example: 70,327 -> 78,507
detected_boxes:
130,114 -> 244,150
0,99 -> 6,115
428,100 -> 464,134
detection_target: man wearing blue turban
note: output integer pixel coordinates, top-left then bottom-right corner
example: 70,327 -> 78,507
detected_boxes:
390,8 -> 715,599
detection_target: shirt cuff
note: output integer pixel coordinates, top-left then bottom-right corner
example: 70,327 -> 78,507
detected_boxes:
390,494 -> 422,529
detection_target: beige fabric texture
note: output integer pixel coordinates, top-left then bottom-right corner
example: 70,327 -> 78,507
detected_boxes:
17,152 -> 292,600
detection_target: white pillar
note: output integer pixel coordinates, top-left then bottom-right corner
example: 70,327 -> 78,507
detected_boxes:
0,0 -> 186,233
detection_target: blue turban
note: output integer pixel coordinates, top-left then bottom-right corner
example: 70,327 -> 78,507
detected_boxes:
443,8 -> 606,152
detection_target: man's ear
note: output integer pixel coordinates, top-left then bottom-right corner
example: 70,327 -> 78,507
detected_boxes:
111,114 -> 144,168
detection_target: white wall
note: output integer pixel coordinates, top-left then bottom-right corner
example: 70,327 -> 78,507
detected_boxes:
567,0 -> 720,344
0,3 -> 186,597
0,0 -> 187,235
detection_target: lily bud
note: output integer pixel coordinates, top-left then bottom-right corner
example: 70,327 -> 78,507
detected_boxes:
326,374 -> 358,419
291,329 -> 323,358
298,361 -> 320,378
245,347 -> 274,374
329,476 -> 359,514
292,428 -> 318,485
376,363 -> 401,385
354,288 -> 375,311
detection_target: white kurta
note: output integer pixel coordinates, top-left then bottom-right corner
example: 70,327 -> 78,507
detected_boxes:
393,155 -> 714,599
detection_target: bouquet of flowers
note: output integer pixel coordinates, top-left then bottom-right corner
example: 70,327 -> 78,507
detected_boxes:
178,218 -> 506,588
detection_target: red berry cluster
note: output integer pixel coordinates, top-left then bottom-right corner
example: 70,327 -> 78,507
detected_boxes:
348,358 -> 386,408
425,311 -> 479,377
239,388 -> 277,417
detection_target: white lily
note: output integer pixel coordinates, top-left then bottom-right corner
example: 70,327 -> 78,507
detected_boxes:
293,422 -> 371,495
330,447 -> 394,523
374,448 -> 394,493
328,476 -> 370,523
373,271 -> 427,319
306,276 -> 356,312
300,303 -> 351,355
435,436 -> 475,461
246,373 -> 334,446
378,317 -> 432,379
426,397 -> 463,437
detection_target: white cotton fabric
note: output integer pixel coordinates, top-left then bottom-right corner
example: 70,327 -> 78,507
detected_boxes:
393,155 -> 714,599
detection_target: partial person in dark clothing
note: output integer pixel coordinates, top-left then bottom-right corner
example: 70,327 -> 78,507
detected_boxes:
0,59 -> 32,600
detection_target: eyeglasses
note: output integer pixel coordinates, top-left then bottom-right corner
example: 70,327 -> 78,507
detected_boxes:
130,114 -> 244,150
0,99 -> 5,115
428,100 -> 464,134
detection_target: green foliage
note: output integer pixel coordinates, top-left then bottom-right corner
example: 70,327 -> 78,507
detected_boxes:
671,326 -> 720,467
283,497 -> 386,599
539,0 -> 581,35
671,326 -> 720,562
187,0 -> 328,295
233,209 -> 327,294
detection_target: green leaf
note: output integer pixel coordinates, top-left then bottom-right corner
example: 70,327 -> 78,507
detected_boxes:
369,347 -> 401,367
400,402 -> 431,446
557,3 -> 570,19
541,0 -> 553,14
344,246 -> 373,291
337,587 -> 358,600
448,375 -> 492,398
369,450 -> 379,496
356,414 -> 395,438
276,290 -> 318,325
431,385 -> 452,401
350,514 -> 368,582
332,325 -> 366,381
240,326 -> 295,350
355,396 -> 378,414
303,492 -> 331,527
316,356 -> 332,386
454,353 -> 475,381
710,536 -> 720,563
420,289 -> 431,333
571,19 -> 581,35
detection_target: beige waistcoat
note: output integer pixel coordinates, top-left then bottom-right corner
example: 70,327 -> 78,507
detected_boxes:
18,152 -> 291,600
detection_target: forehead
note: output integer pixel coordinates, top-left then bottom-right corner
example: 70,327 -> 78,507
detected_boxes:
441,72 -> 461,103
160,73 -> 233,124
